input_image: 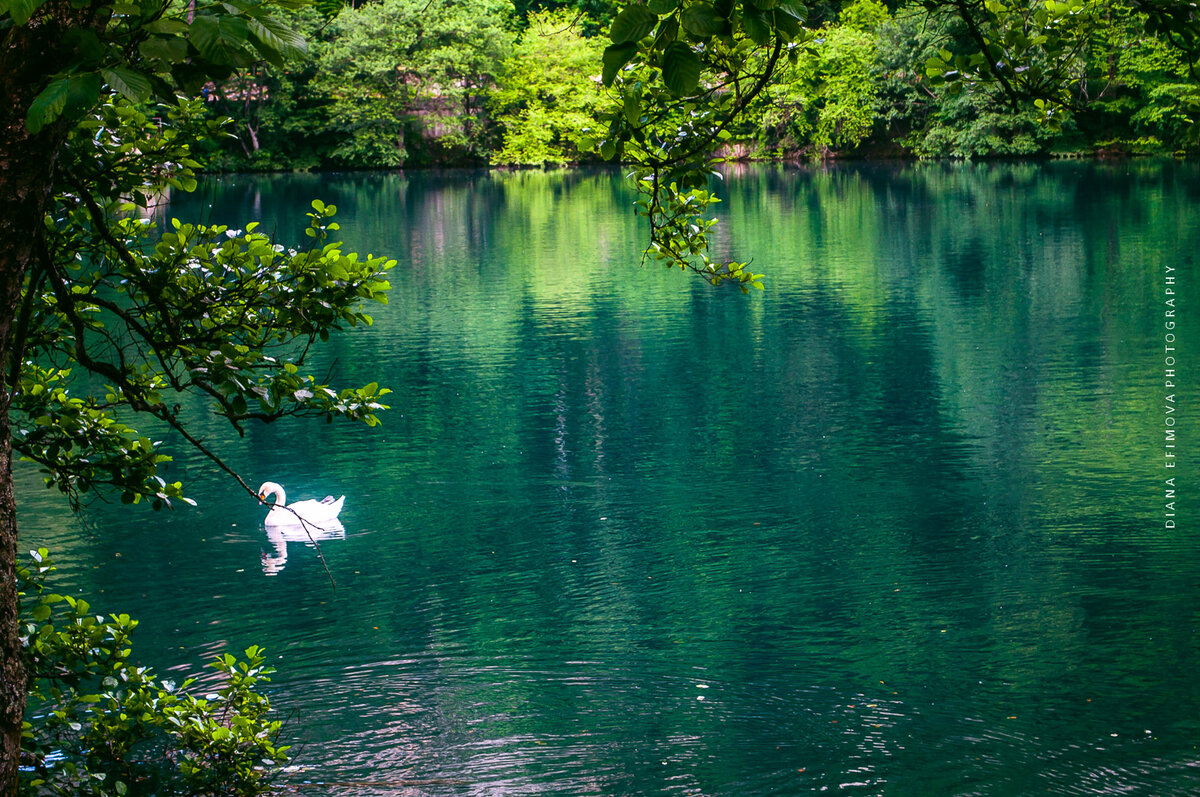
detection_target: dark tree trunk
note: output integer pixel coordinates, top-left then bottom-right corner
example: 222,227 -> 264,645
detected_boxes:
0,9 -> 76,794
0,339 -> 22,797
0,127 -> 56,797
0,171 -> 38,795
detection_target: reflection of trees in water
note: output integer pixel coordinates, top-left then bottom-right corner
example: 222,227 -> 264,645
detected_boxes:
166,164 -> 1197,657
29,164 -> 1198,791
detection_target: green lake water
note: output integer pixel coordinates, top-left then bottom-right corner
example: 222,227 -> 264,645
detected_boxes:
18,162 -> 1200,795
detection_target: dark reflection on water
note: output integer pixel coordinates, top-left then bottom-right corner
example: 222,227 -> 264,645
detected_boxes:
18,163 -> 1200,795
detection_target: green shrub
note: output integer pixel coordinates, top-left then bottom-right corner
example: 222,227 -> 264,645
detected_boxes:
490,10 -> 606,165
755,0 -> 890,157
18,550 -> 288,796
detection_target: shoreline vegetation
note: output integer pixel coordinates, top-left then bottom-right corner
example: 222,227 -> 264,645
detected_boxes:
196,0 -> 1200,175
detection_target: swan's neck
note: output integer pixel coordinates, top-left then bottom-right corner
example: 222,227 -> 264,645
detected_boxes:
268,484 -> 286,507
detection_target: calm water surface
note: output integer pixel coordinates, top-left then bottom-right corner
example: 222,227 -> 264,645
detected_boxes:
19,163 -> 1200,795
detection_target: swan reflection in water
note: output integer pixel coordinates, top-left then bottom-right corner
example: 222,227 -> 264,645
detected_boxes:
261,521 -> 346,575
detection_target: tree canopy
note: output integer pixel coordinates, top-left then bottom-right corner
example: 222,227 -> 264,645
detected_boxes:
319,0 -> 512,166
490,9 -> 607,165
188,0 -> 1198,171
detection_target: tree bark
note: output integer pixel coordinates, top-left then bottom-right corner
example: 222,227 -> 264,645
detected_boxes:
0,132 -> 54,797
0,324 -> 23,797
0,10 -> 75,794
0,163 -> 39,794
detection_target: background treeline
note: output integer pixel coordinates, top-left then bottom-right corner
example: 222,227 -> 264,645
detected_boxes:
200,0 -> 1200,170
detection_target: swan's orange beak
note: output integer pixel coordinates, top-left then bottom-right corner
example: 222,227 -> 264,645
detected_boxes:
257,492 -> 266,502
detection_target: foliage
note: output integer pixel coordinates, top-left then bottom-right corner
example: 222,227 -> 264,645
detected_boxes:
870,4 -> 943,147
13,0 -> 309,137
868,3 -> 1068,157
18,550 -> 287,796
803,1 -> 887,152
491,10 -> 607,165
909,80 -> 1067,157
921,0 -> 1097,124
176,0 -> 1200,169
835,0 -> 1200,158
757,0 -> 889,156
1082,0 -> 1200,151
510,0 -> 616,36
13,96 -> 394,509
921,0 -> 1200,144
203,7 -> 341,171
318,0 -> 514,167
588,0 -> 816,290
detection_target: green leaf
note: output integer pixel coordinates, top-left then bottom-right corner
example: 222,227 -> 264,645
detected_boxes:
648,0 -> 677,12
610,5 -> 658,44
25,78 -> 69,134
3,0 -> 45,25
253,42 -> 287,69
61,29 -> 104,66
771,9 -> 801,38
653,14 -> 679,46
661,42 -> 701,96
779,0 -> 806,20
247,15 -> 307,57
602,42 -> 639,85
101,68 -> 152,102
624,90 -> 641,125
24,70 -> 102,134
140,35 -> 189,64
740,10 -> 773,46
189,13 -> 252,65
143,18 -> 191,34
63,72 -> 102,117
681,3 -> 725,37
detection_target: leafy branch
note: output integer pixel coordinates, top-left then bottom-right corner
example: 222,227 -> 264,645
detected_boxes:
590,0 -> 807,290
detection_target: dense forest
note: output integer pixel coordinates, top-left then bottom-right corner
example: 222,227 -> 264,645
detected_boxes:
198,0 -> 1200,170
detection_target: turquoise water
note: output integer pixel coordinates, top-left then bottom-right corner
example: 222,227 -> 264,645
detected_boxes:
19,162 -> 1200,794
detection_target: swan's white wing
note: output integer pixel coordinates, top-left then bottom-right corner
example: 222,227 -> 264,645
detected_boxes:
263,494 -> 345,527
288,499 -> 329,514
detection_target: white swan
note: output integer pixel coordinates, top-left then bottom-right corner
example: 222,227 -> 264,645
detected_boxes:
257,481 -> 345,528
